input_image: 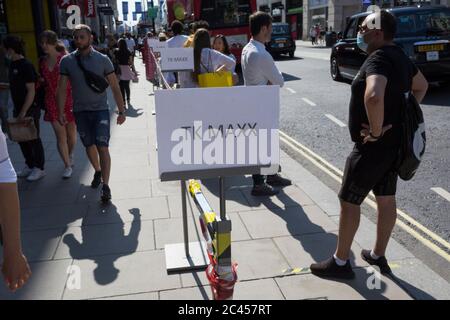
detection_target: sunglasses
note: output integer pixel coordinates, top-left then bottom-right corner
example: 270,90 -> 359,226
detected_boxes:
73,35 -> 87,40
358,25 -> 379,34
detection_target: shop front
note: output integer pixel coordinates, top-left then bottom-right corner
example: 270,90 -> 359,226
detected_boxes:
2,0 -> 58,67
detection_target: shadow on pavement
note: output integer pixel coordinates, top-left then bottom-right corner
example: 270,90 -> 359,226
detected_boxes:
63,206 -> 141,285
281,72 -> 302,82
388,273 -> 436,300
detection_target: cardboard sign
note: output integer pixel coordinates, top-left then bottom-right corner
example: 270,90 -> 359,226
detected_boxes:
147,39 -> 168,53
155,86 -> 280,181
159,48 -> 194,72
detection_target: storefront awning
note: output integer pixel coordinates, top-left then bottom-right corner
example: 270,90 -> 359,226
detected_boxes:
287,7 -> 303,15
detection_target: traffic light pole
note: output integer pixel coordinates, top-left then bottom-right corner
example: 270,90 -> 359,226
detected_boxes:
151,0 -> 155,33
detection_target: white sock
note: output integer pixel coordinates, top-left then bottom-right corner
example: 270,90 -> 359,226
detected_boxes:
333,254 -> 347,266
370,250 -> 380,260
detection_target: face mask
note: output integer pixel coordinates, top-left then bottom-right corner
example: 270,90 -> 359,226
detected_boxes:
357,33 -> 369,52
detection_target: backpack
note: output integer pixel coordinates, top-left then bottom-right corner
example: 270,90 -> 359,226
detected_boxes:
396,90 -> 426,181
383,48 -> 426,181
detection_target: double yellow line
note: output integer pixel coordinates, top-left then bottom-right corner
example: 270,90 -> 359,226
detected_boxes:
279,130 -> 450,263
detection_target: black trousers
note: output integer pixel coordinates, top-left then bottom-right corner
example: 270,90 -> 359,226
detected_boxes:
14,108 -> 45,170
119,80 -> 131,103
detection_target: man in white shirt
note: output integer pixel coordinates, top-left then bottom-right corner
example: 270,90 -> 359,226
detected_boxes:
125,33 -> 136,54
167,20 -> 189,86
242,11 -> 292,196
167,20 -> 188,48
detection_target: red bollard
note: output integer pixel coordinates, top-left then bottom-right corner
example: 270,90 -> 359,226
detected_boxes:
206,262 -> 238,300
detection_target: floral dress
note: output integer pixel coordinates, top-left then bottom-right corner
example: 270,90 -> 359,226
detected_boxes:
40,53 -> 75,123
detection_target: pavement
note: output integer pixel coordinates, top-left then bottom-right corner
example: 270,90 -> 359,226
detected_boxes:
0,59 -> 449,300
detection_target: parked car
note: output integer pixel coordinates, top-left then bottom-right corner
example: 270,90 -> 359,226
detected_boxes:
330,5 -> 450,83
267,23 -> 296,58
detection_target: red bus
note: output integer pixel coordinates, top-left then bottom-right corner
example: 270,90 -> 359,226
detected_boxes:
167,0 -> 257,63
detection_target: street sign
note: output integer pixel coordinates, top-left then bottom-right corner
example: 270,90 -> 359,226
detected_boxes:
155,86 -> 280,181
148,7 -> 158,19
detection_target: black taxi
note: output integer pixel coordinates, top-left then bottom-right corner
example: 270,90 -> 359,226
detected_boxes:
267,23 -> 296,58
330,5 -> 450,83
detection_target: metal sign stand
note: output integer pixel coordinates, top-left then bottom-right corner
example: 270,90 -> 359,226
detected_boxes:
164,180 -> 209,272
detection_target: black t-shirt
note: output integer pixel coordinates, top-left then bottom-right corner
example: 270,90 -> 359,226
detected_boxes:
8,58 -> 38,115
114,49 -> 131,65
349,45 -> 419,147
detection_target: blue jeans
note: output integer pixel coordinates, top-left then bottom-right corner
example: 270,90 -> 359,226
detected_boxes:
74,110 -> 111,147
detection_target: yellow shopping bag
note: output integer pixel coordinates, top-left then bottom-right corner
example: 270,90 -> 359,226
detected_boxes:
198,71 -> 233,88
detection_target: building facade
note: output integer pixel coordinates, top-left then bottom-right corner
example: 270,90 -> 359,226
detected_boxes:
303,0 -> 450,40
1,0 -> 59,67
257,0 -> 288,23
286,0 -> 303,39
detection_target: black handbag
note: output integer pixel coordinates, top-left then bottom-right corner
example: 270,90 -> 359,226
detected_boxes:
76,54 -> 109,94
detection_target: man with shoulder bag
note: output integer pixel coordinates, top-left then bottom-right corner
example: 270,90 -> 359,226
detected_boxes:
57,24 -> 126,203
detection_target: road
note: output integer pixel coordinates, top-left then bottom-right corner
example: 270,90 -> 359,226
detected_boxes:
272,43 -> 450,279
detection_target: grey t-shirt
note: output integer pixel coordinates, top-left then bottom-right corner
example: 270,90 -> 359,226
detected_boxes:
60,48 -> 115,112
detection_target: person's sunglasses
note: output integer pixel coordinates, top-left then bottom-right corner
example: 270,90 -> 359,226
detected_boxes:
358,25 -> 379,34
73,35 -> 87,40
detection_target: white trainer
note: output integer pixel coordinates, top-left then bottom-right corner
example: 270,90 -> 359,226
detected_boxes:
62,167 -> 73,179
16,166 -> 33,178
26,168 -> 45,182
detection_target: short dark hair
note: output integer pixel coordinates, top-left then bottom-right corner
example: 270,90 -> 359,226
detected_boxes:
3,35 -> 25,55
171,20 -> 184,35
380,10 -> 397,41
73,24 -> 92,36
193,20 -> 209,32
249,11 -> 273,37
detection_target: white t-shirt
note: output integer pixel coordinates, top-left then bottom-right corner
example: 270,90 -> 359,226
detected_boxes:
0,128 -> 16,183
167,35 -> 189,48
178,48 -> 236,88
126,38 -> 136,52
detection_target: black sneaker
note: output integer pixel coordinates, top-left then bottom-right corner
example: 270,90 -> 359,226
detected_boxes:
101,184 -> 112,203
266,174 -> 292,187
361,249 -> 392,275
251,183 -> 279,196
310,257 -> 355,279
91,171 -> 102,189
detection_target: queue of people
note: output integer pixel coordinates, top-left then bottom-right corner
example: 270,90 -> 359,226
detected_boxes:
0,24 -> 128,291
0,8 -> 429,293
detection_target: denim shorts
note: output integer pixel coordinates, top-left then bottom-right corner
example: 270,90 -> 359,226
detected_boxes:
74,110 -> 111,147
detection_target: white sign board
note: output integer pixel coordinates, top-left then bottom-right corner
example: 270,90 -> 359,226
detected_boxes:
147,39 -> 168,53
159,48 -> 194,72
155,86 -> 280,181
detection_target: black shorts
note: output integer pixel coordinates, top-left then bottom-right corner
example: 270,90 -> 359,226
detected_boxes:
338,143 -> 400,205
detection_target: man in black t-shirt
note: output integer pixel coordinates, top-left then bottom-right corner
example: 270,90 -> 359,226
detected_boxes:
3,35 -> 45,182
310,11 -> 429,279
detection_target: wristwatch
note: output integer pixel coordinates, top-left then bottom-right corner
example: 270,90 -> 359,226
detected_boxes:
118,111 -> 125,116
